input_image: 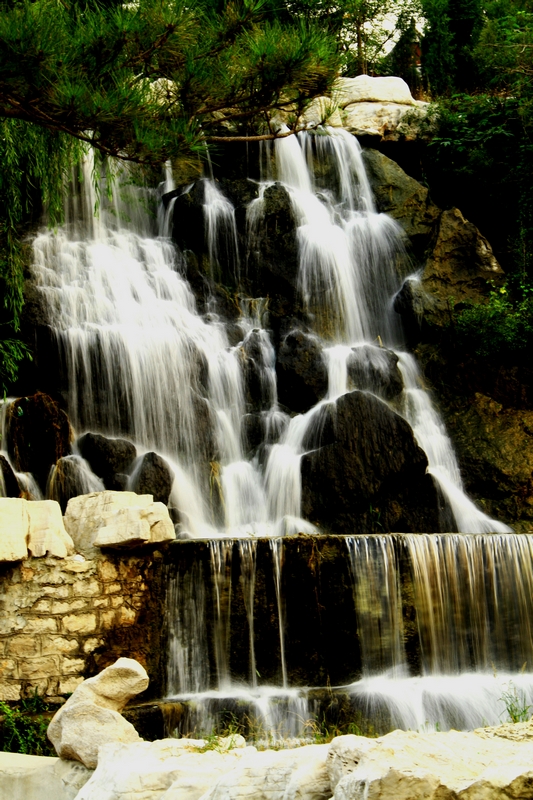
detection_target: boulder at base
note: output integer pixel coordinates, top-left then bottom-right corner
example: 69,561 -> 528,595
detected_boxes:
47,657 -> 149,769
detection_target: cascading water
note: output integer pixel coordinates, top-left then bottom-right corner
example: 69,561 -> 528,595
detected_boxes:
18,126 -> 521,738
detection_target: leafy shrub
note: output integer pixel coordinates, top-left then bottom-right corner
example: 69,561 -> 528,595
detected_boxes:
454,283 -> 533,360
0,694 -> 55,756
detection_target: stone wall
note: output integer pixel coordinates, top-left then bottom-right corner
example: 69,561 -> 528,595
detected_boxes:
0,550 -> 167,702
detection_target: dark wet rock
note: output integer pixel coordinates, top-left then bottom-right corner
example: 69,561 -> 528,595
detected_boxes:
362,148 -> 441,259
276,330 -> 327,413
77,432 -> 137,488
240,329 -> 276,412
48,455 -> 104,512
347,344 -> 403,400
6,392 -> 73,492
0,455 -> 21,497
301,390 -> 441,533
130,452 -> 175,505
243,413 -> 264,456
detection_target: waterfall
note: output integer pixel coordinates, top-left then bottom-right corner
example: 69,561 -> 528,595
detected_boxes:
23,126 -> 521,739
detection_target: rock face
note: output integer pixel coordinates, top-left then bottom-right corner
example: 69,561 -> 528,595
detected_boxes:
301,391 -> 442,533
130,452 -> 175,505
328,730 -> 533,800
5,392 -> 72,492
64,491 -> 176,553
47,657 -> 149,769
362,148 -> 440,258
419,207 -> 504,327
0,497 -> 74,562
77,433 -> 137,491
276,329 -> 328,413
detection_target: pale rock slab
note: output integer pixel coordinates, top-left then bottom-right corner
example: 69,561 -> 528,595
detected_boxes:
0,497 -> 29,561
302,96 -> 344,128
342,102 -> 429,141
27,499 -> 75,558
64,491 -> 175,553
332,75 -> 418,107
74,739 -> 330,800
47,657 -> 149,769
0,751 -> 92,800
329,729 -> 533,800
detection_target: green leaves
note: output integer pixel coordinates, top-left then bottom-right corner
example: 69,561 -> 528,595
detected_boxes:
0,0 -> 341,164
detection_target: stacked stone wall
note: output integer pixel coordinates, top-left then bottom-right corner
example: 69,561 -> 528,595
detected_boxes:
0,551 -> 166,702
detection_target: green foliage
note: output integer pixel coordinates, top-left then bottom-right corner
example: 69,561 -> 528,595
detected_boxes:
0,339 -> 31,396
454,282 -> 533,359
0,694 -> 55,756
0,0 -> 341,166
421,0 -> 483,94
500,681 -> 531,723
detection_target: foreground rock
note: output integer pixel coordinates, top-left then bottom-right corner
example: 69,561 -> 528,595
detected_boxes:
0,497 -> 74,561
0,751 -> 92,800
328,730 -> 533,799
47,657 -> 149,769
75,739 -> 330,800
64,491 -> 175,553
47,726 -> 533,800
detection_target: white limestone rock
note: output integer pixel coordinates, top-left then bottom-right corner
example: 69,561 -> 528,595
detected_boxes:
0,751 -> 92,800
27,499 -> 75,558
332,75 -> 418,108
0,497 -> 73,561
329,729 -> 533,800
342,101 -> 429,141
302,96 -> 344,128
0,497 -> 29,561
64,491 -> 175,553
74,739 -> 330,800
47,657 -> 149,769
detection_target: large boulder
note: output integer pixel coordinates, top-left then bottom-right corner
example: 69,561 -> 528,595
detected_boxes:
130,452 -> 175,505
276,329 -> 327,413
0,497 -> 74,561
64,491 -> 176,553
333,75 -> 419,107
47,657 -> 149,770
328,730 -> 533,799
301,390 -> 441,533
77,433 -> 136,490
5,392 -> 72,492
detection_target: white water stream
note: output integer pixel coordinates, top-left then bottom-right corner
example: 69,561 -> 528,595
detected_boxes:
5,127 -> 520,737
